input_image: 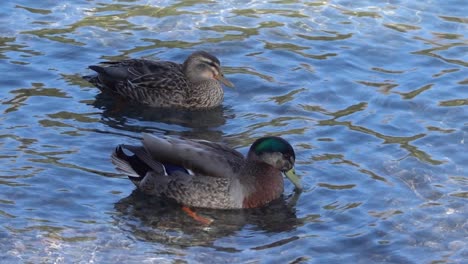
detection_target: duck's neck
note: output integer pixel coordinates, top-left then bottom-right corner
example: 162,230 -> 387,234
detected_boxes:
240,162 -> 284,208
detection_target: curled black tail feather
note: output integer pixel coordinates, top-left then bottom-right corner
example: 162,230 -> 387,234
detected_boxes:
113,145 -> 152,181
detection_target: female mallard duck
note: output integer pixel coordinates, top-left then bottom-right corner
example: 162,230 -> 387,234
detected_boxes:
85,51 -> 234,109
111,133 -> 302,209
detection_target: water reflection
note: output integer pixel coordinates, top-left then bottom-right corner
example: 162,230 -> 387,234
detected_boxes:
113,190 -> 301,247
91,93 -> 232,140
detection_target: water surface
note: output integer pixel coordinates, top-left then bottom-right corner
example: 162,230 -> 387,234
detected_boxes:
1,0 -> 467,263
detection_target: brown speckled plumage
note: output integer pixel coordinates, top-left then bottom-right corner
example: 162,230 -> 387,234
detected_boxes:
111,133 -> 301,209
84,51 -> 234,109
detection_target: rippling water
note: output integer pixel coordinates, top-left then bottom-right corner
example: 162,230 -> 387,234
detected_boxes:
1,0 -> 467,263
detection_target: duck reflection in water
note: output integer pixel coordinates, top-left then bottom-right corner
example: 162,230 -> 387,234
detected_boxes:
113,190 -> 301,246
90,92 -> 233,141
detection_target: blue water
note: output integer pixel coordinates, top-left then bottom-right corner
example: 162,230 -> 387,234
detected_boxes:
1,0 -> 467,263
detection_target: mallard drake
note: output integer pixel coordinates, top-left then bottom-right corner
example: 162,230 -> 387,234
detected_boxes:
111,133 -> 302,209
84,51 -> 234,109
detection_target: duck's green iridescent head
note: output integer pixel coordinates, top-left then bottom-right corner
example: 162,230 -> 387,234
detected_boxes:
251,136 -> 295,161
249,136 -> 301,190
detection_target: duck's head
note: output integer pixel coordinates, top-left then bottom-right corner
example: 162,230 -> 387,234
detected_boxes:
248,136 -> 302,191
183,51 -> 234,88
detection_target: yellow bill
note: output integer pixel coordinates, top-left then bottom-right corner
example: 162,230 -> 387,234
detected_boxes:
284,168 -> 302,192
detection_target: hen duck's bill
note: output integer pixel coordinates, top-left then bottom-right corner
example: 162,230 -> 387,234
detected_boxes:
215,74 -> 235,88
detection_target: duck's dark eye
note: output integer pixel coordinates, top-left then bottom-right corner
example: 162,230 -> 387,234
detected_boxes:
283,153 -> 295,164
196,64 -> 208,70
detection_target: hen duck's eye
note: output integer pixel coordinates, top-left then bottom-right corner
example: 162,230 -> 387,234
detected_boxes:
196,64 -> 207,70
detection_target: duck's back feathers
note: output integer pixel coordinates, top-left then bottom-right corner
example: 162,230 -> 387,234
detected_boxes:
91,59 -> 182,82
141,133 -> 244,178
87,59 -> 189,106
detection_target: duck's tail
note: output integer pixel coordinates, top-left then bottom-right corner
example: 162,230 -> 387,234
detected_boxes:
111,144 -> 164,182
82,71 -> 107,92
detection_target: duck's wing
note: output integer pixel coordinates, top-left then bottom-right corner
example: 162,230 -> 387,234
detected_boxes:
111,142 -> 245,209
141,133 -> 245,179
92,59 -> 182,79
87,59 -> 189,100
